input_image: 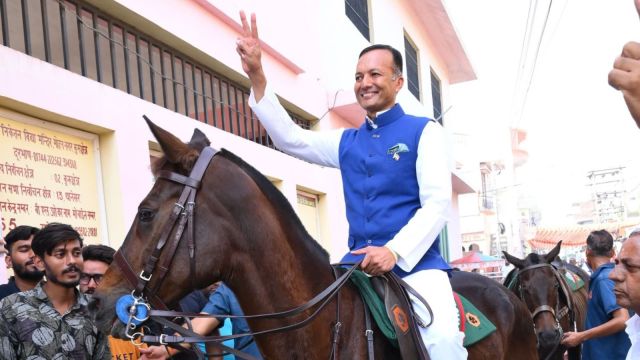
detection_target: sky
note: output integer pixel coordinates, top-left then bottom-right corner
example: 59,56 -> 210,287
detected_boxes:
445,0 -> 640,225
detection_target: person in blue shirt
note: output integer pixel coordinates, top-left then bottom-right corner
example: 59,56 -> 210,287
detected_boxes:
140,283 -> 262,360
561,229 -> 630,359
198,283 -> 261,359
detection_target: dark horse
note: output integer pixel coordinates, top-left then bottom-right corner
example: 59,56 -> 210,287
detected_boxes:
93,120 -> 537,359
504,242 -> 589,360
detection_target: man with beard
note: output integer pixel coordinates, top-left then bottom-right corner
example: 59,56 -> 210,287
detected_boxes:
0,223 -> 110,359
0,225 -> 42,300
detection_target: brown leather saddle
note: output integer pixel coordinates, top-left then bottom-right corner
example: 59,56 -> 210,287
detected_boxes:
369,272 -> 432,360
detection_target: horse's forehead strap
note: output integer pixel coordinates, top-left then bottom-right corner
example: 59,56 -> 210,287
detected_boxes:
156,147 -> 218,188
519,263 -> 554,274
510,263 -> 554,289
156,171 -> 201,188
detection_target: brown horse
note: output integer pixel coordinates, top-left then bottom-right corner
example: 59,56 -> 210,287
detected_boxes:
504,242 -> 589,360
92,120 -> 537,359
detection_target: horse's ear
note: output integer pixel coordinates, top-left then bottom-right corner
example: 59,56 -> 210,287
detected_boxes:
188,128 -> 210,151
144,115 -> 192,165
503,251 -> 525,269
544,241 -> 562,263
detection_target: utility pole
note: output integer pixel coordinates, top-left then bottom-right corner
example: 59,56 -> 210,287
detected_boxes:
587,167 -> 626,223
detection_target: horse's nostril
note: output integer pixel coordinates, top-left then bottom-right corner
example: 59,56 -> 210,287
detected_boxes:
537,330 -> 560,345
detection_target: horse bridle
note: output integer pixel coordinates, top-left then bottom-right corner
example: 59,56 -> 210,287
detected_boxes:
512,263 -> 576,359
109,145 -> 370,359
114,146 -> 217,310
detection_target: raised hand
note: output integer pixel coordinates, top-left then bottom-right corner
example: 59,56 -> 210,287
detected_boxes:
236,11 -> 266,100
608,0 -> 640,128
237,11 -> 260,74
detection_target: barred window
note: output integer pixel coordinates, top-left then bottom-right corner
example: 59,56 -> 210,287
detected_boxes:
404,34 -> 420,101
0,0 -> 312,149
431,69 -> 443,124
345,0 -> 369,41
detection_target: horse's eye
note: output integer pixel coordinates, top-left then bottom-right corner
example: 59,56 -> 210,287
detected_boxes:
138,209 -> 155,222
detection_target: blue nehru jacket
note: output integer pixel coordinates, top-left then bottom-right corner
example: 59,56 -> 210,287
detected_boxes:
338,104 -> 450,277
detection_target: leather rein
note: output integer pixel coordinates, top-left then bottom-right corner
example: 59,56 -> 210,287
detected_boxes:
111,145 -> 363,359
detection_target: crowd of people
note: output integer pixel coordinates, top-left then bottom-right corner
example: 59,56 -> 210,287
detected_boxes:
558,228 -> 640,359
0,223 -> 260,360
1,225 -> 640,359
0,223 -> 111,359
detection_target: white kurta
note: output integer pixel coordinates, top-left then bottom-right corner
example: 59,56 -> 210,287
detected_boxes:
626,314 -> 640,360
249,87 -> 452,272
249,87 -> 467,359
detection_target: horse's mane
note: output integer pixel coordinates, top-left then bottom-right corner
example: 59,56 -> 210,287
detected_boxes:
504,268 -> 519,289
218,149 -> 330,261
149,144 -> 331,261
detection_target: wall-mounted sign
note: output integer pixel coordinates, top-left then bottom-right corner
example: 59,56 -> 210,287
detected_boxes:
0,113 -> 103,243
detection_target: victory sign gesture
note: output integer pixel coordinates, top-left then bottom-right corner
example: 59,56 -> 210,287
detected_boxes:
237,11 -> 266,100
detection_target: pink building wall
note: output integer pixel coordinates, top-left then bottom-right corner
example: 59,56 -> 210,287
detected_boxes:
0,0 -> 476,264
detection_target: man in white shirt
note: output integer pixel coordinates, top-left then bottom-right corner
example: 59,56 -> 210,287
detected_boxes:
235,11 -> 466,359
609,231 -> 640,360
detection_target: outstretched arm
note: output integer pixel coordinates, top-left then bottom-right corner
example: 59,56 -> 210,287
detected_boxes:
562,277 -> 630,347
608,0 -> 640,128
562,308 -> 629,347
239,11 -> 343,167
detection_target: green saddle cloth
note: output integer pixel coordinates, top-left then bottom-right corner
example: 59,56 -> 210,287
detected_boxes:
350,270 -> 399,347
457,293 -> 497,347
564,271 -> 585,291
350,270 -> 498,349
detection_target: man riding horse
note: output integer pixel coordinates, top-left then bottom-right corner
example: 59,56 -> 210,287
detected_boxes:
236,11 -> 465,359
